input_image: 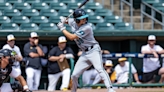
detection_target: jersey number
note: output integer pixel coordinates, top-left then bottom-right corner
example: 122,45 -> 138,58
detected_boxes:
77,38 -> 84,45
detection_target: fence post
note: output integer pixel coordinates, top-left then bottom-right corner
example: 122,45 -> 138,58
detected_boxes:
162,15 -> 164,31
111,0 -> 113,12
128,57 -> 132,87
120,0 -> 123,18
130,0 -> 133,25
102,0 -> 104,8
151,9 -> 155,30
141,3 -> 143,30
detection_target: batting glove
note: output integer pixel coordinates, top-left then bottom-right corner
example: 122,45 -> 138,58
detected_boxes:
57,22 -> 66,31
60,17 -> 68,23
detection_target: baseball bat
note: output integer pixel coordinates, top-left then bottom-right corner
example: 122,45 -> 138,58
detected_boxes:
66,0 -> 90,20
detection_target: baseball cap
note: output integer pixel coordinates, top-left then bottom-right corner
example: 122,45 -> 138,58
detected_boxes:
58,36 -> 67,43
118,58 -> 127,62
30,32 -> 39,38
7,34 -> 15,41
105,60 -> 113,66
148,35 -> 156,40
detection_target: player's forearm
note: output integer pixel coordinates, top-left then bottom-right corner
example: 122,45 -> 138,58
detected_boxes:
133,73 -> 140,82
62,29 -> 78,41
36,46 -> 45,57
152,51 -> 159,58
141,51 -> 152,54
157,50 -> 164,54
15,55 -> 23,61
29,52 -> 40,58
48,56 -> 60,61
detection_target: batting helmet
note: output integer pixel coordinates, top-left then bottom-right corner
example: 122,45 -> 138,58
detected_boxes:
0,49 -> 12,58
0,49 -> 16,65
73,9 -> 89,24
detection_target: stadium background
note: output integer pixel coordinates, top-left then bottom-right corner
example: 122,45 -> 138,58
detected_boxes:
0,0 -> 164,91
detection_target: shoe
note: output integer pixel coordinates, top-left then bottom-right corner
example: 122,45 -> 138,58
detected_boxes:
108,89 -> 116,92
97,86 -> 101,89
62,88 -> 68,91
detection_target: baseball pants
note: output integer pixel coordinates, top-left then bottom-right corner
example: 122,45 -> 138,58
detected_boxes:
48,68 -> 71,91
0,83 -> 13,92
71,44 -> 112,92
25,67 -> 41,91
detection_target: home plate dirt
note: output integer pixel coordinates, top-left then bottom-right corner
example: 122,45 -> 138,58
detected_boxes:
34,88 -> 164,92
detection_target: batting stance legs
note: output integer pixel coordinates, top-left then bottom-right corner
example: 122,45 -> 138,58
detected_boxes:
71,44 -> 113,92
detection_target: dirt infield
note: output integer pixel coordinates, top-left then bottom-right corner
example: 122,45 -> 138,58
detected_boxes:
34,88 -> 164,92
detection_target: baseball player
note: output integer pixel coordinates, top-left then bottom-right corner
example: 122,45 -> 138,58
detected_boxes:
24,32 -> 45,90
57,9 -> 115,92
0,49 -> 31,92
3,34 -> 23,83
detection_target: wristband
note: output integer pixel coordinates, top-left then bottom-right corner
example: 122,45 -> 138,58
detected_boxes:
60,27 -> 66,31
23,85 -> 29,90
65,54 -> 73,59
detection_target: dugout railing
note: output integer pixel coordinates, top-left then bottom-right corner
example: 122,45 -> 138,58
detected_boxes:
78,53 -> 164,88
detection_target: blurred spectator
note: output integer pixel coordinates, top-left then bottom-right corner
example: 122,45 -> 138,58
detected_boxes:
104,60 -> 116,83
115,58 -> 140,84
23,32 -> 45,90
3,34 -> 23,75
141,35 -> 164,83
47,36 -> 74,91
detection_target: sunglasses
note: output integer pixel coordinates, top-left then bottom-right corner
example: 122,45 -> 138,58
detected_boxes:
32,37 -> 38,39
8,40 -> 15,42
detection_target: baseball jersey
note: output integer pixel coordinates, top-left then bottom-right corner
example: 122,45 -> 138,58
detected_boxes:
48,46 -> 74,74
24,42 -> 43,70
141,44 -> 163,73
68,18 -> 98,50
3,44 -> 22,67
114,62 -> 137,83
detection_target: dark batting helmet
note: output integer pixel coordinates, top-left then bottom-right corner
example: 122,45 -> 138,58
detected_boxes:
73,9 -> 89,24
0,49 -> 16,65
0,49 -> 12,58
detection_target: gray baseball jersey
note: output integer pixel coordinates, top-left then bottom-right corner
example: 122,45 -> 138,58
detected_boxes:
68,18 -> 98,50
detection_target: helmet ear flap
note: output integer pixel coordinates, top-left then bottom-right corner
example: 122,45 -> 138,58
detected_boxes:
85,17 -> 88,23
74,18 -> 80,23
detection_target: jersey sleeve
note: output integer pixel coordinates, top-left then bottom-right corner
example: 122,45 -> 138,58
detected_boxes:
2,45 -> 6,49
68,18 -> 75,26
156,45 -> 163,51
74,25 -> 91,38
48,47 -> 56,57
114,66 -> 120,79
23,43 -> 31,57
131,64 -> 137,74
16,47 -> 22,56
141,45 -> 146,52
